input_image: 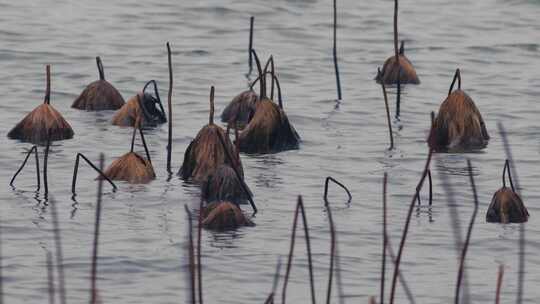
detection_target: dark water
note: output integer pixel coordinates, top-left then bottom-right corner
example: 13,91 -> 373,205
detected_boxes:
1,0 -> 540,303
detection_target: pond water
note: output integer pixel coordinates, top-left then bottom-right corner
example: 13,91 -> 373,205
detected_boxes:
1,0 -> 540,303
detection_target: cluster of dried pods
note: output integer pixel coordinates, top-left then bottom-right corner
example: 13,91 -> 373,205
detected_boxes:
4,0 -> 531,303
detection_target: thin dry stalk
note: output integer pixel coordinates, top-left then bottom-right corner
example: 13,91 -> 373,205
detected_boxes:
0,217 -> 3,304
389,134 -> 434,304
333,0 -> 342,100
90,154 -> 104,304
495,264 -> 504,304
448,69 -> 462,96
455,160 -> 479,304
49,196 -> 66,304
393,0 -> 399,61
10,145 -> 41,191
325,192 -> 336,304
378,68 -> 394,150
381,173 -> 388,304
248,17 -> 254,75
46,251 -> 55,304
184,205 -> 196,304
282,196 -> 316,304
497,122 -> 524,304
386,238 -> 416,304
166,42 -> 173,174
44,133 -> 51,197
396,67 -> 401,119
264,258 -> 282,304
322,176 -> 350,304
197,199 -> 203,304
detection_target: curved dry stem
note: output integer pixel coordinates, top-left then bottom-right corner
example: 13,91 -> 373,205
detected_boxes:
10,145 -> 41,191
282,196 -> 316,304
323,176 -> 352,206
502,159 -> 515,192
72,153 -> 117,194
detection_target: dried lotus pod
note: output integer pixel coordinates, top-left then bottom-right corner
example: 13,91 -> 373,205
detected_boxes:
72,56 -> 125,110
237,50 -> 300,153
376,41 -> 419,84
486,160 -> 528,223
111,80 -> 166,127
103,111 -> 155,184
201,201 -> 254,230
178,86 -> 240,182
375,0 -> 420,85
202,121 -> 252,205
8,65 -> 74,144
431,69 -> 489,151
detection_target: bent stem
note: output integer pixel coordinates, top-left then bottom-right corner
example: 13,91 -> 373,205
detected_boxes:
502,159 -> 515,192
282,196 -> 316,304
323,176 -> 352,206
325,193 -> 337,304
71,153 -> 117,194
10,145 -> 41,191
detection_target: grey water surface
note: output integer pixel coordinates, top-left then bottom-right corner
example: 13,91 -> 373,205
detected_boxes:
1,0 -> 540,303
